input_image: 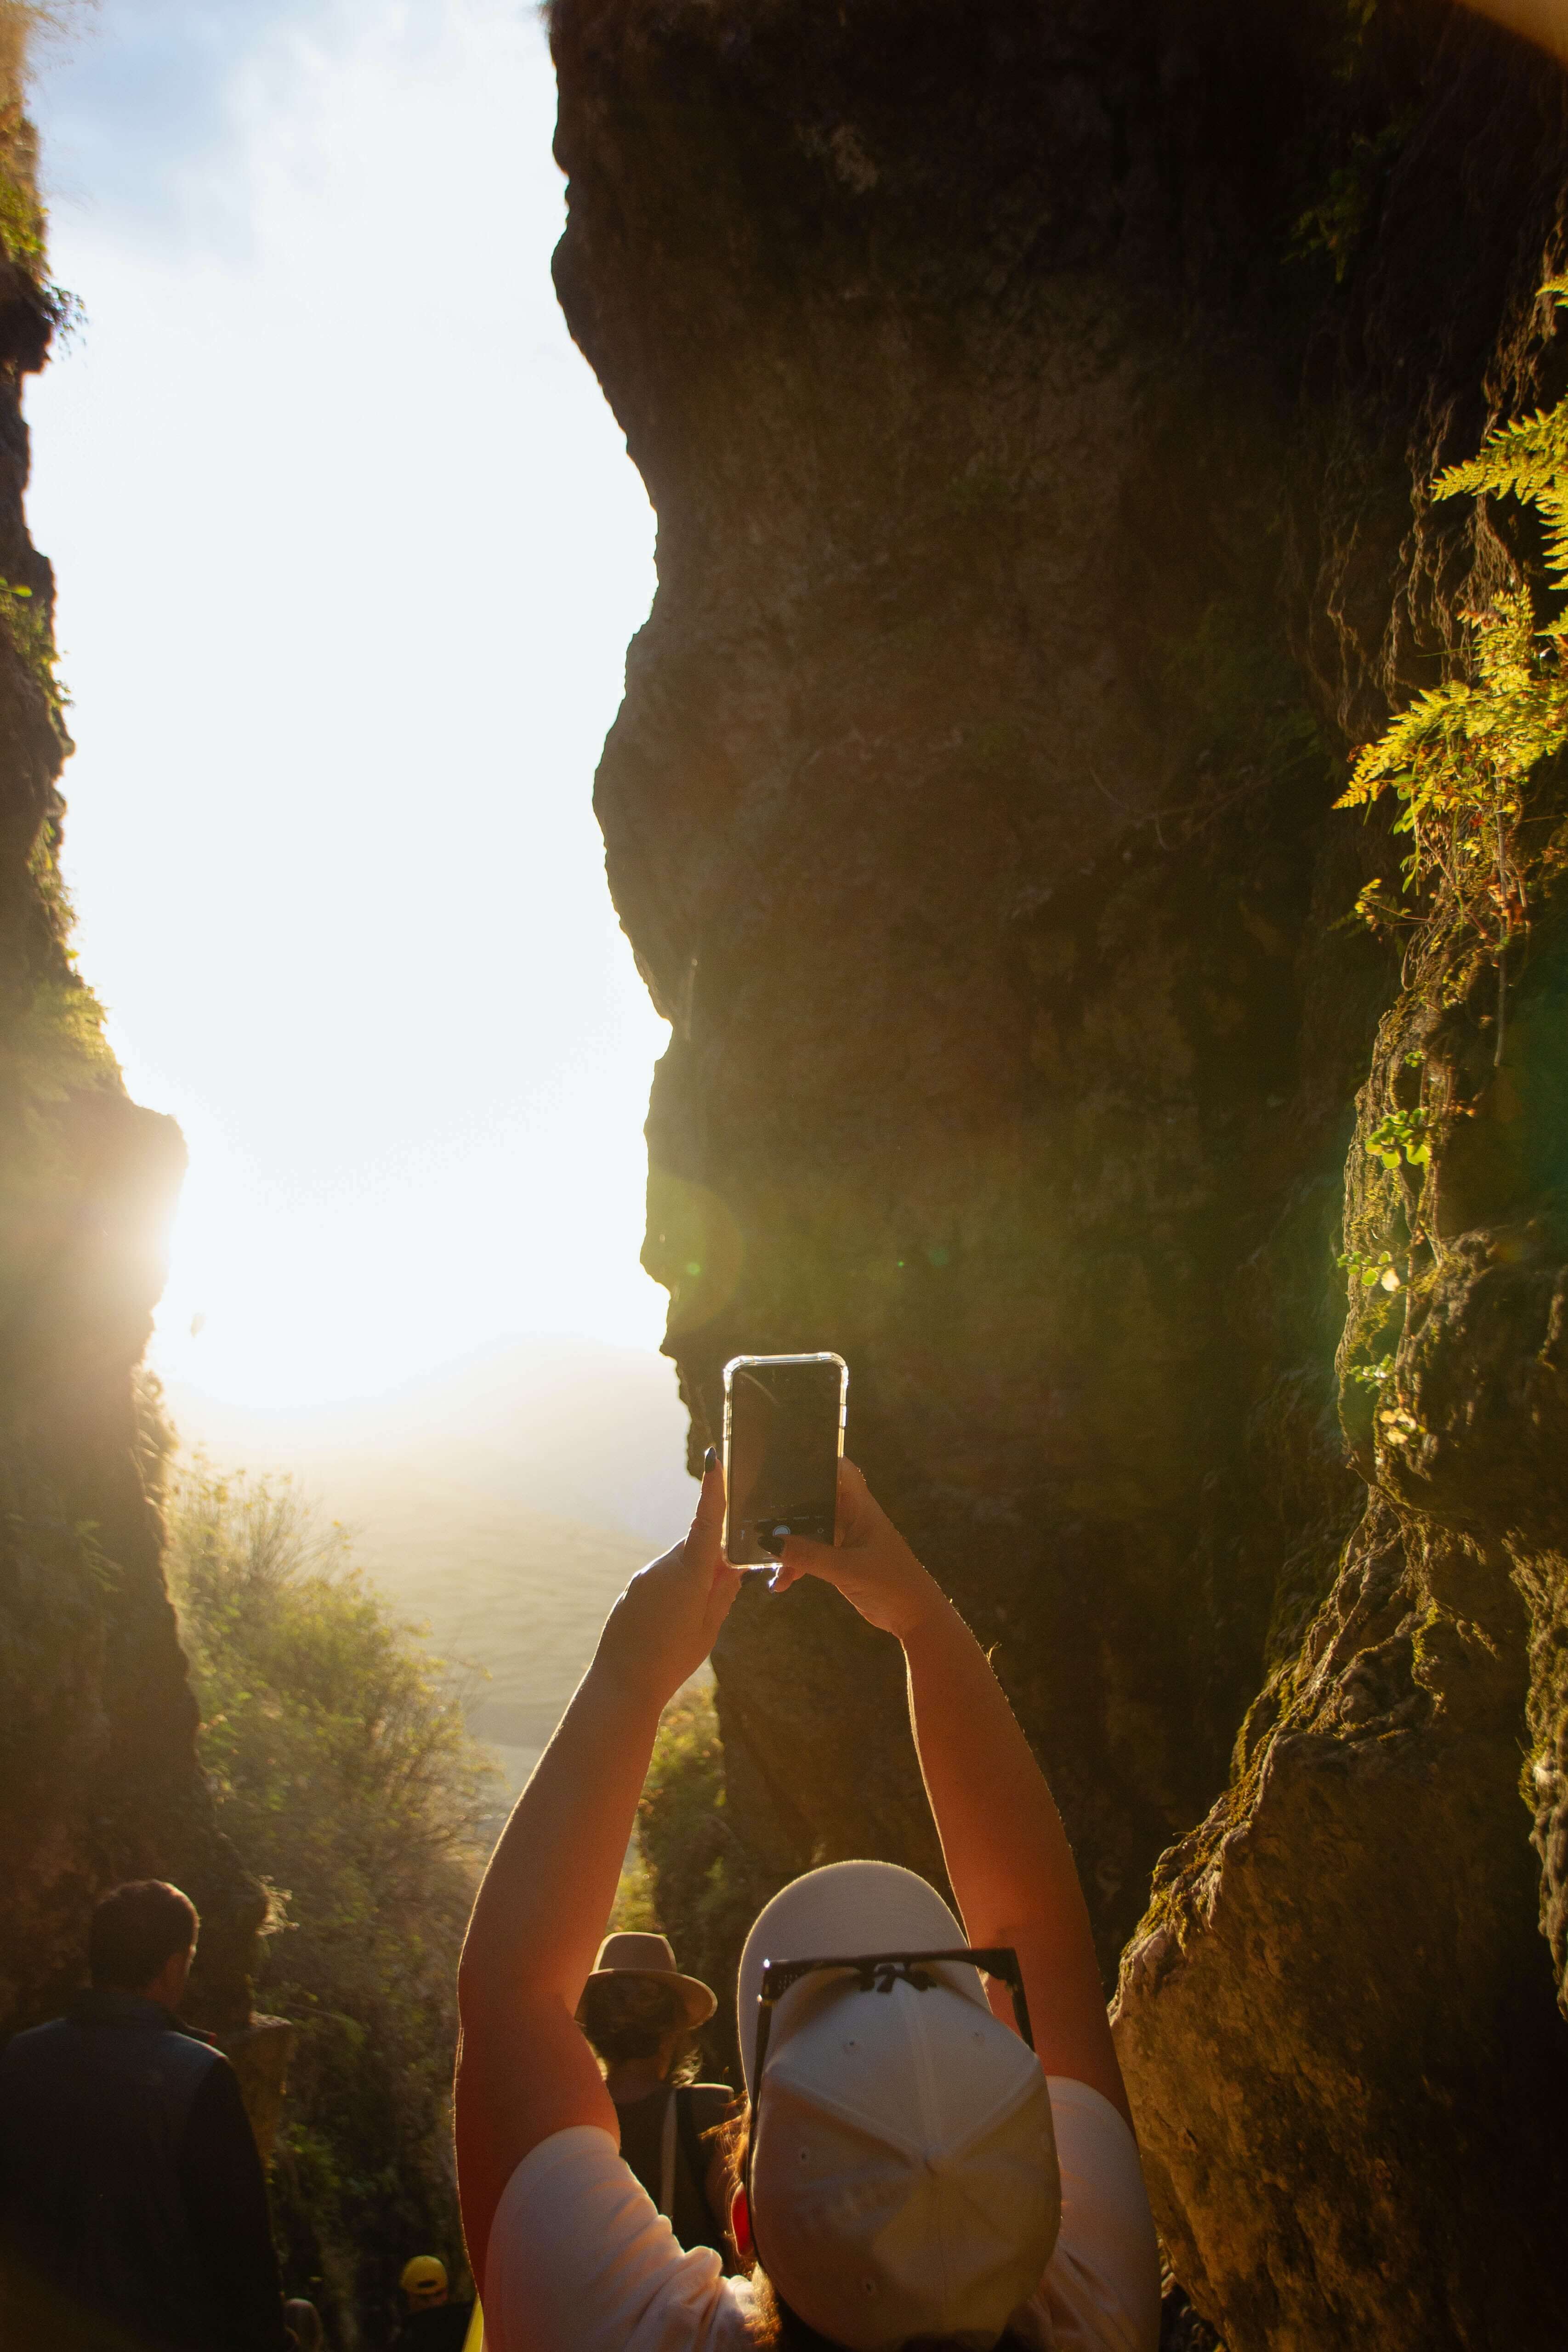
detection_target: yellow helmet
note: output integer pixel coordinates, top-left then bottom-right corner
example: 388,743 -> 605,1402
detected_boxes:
400,2256 -> 448,2301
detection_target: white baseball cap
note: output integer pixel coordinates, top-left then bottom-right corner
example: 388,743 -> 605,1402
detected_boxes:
737,1861 -> 1060,2352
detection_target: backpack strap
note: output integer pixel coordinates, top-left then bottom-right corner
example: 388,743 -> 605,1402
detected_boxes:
675,2086 -> 710,2204
657,2089 -> 679,2219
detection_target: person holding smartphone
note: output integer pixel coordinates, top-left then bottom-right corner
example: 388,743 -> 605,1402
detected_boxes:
454,1454 -> 1159,2351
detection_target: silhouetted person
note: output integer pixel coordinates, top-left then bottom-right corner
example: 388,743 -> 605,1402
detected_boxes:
0,1879 -> 288,2352
393,2256 -> 473,2352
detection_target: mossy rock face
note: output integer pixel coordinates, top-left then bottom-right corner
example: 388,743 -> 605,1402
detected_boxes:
1115,1495 -> 1568,2348
0,85 -> 262,2038
552,0 -> 1568,2341
1116,811 -> 1568,2342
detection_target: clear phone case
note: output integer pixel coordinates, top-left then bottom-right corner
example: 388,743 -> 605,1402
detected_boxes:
722,1351 -> 848,1567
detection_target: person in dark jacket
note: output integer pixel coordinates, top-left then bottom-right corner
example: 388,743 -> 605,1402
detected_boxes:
0,1878 -> 288,2352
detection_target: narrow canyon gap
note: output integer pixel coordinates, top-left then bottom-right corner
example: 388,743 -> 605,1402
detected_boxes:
548,1 -> 1568,2344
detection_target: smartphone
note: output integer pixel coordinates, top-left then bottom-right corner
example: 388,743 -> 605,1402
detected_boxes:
722,1352 -> 848,1567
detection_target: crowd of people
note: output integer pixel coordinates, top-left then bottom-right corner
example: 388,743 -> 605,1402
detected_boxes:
0,1459 -> 1160,2350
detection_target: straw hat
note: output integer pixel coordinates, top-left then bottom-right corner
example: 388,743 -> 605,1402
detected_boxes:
577,1930 -> 717,2028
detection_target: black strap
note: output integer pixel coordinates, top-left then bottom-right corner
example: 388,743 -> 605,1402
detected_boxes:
675,2086 -> 709,2201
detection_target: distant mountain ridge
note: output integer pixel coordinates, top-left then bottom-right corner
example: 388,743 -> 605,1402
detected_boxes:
168,1336 -> 694,1790
168,1333 -> 695,1540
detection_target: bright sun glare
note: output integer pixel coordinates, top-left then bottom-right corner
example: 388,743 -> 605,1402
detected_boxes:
24,0 -> 668,1405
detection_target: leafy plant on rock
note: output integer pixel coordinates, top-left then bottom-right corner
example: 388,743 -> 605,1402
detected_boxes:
1335,274 -> 1568,1419
0,573 -> 68,728
0,64 -> 85,340
1363,1106 -> 1430,1171
1339,277 -> 1568,1061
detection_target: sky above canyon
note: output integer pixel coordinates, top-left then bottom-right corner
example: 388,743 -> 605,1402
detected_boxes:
24,0 -> 668,1405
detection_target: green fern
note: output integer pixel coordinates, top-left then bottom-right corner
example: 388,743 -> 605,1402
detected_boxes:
1337,277 -> 1568,982
1432,278 -> 1568,584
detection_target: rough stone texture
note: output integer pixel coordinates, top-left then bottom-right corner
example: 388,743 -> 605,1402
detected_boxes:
553,0 -> 1393,1963
1111,20 -> 1568,2346
551,0 -> 1568,2340
1116,1506 -> 1566,2348
1116,897 -> 1568,2345
0,88 -> 262,2042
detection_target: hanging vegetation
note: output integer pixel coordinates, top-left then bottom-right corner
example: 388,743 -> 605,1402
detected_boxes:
1340,275 -> 1568,1062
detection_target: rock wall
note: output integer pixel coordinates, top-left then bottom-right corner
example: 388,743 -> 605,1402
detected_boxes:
0,76 -> 261,2041
551,0 -> 1568,2340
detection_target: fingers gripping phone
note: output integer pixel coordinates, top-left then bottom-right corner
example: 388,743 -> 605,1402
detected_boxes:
722,1352 -> 848,1567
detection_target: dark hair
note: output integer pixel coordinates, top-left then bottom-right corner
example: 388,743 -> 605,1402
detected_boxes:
715,2107 -> 1030,2352
88,1880 -> 199,1992
579,1974 -> 699,2079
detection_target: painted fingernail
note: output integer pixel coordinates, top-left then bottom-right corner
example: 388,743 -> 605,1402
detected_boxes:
704,1446 -> 717,1471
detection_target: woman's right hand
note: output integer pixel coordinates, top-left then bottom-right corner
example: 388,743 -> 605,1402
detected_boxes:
771,1460 -> 946,1642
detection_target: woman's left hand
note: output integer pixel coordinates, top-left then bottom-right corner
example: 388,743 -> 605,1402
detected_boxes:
593,1454 -> 743,1711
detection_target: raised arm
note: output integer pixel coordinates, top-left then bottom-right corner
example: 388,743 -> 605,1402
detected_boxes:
775,1463 -> 1130,2125
454,1460 -> 741,2283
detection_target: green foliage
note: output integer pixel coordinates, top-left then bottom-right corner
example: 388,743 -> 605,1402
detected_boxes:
1333,276 -> 1568,1427
0,973 -> 120,1332
1363,1106 -> 1430,1170
1338,280 -> 1568,993
1436,351 -> 1568,571
1,572 -> 43,643
0,573 -> 69,725
26,814 -> 77,942
8,970 -> 115,1099
0,158 -> 40,267
622,1683 -> 753,2083
0,102 -> 83,344
610,1836 -> 659,1934
167,1462 -> 494,2344
1291,119 -> 1409,282
1337,1245 -> 1401,1290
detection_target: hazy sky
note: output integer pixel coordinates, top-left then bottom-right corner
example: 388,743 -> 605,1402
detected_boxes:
25,0 -> 669,1404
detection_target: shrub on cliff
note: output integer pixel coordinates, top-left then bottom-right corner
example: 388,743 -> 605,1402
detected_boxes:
166,1461 -> 493,2347
617,1683 -> 754,2083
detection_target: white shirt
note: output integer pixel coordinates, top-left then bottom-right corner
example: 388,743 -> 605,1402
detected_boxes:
484,2077 -> 1161,2352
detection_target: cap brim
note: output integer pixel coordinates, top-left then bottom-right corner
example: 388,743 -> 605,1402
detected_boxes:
574,1968 -> 717,2029
737,1860 -> 986,2095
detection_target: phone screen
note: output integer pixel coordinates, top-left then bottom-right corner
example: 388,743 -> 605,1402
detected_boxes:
723,1354 -> 846,1566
